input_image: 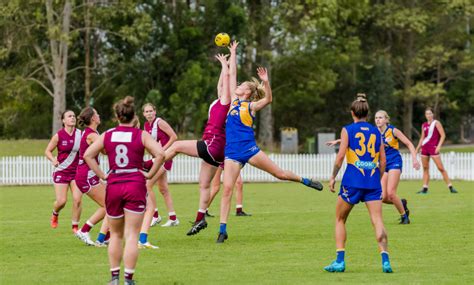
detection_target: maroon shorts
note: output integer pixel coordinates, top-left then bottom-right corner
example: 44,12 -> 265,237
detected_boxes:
75,170 -> 100,194
197,139 -> 225,168
143,159 -> 172,172
105,181 -> 147,218
52,171 -> 75,184
421,145 -> 439,156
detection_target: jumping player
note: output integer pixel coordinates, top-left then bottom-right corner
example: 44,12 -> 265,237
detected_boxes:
163,50 -> 234,237
375,110 -> 420,224
217,60 -> 323,242
44,110 -> 82,233
84,96 -> 165,285
415,107 -> 458,194
74,107 -> 109,246
207,168 -> 250,217
325,94 -> 392,273
138,103 -> 178,249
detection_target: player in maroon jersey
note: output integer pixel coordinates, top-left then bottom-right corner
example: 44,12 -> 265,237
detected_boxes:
163,48 -> 234,236
415,107 -> 458,194
45,110 -> 83,233
138,103 -> 178,249
84,96 -> 164,285
74,107 -> 109,246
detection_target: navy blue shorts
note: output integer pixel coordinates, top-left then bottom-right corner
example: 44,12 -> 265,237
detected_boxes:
339,185 -> 382,205
385,157 -> 403,172
225,141 -> 260,167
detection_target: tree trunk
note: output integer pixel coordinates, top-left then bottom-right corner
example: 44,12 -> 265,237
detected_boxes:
255,0 -> 274,150
84,0 -> 91,106
402,95 -> 413,140
53,78 -> 67,133
47,0 -> 72,134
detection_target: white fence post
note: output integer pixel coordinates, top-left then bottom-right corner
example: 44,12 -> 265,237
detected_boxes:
0,153 -> 473,186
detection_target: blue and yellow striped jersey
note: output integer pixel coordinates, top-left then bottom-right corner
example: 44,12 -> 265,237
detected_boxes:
225,99 -> 256,144
341,122 -> 382,189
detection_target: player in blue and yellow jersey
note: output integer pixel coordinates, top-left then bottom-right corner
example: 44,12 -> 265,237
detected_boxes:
216,64 -> 323,243
326,94 -> 393,273
375,110 -> 420,224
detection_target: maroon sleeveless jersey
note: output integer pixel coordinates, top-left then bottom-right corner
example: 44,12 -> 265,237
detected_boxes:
104,126 -> 145,184
202,99 -> 230,143
421,121 -> 440,149
55,128 -> 81,175
144,117 -> 170,147
78,127 -> 99,165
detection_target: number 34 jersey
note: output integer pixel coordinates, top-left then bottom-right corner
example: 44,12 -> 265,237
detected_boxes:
104,126 -> 145,184
341,122 -> 382,189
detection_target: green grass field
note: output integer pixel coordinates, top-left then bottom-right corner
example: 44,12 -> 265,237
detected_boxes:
1,139 -> 473,156
0,181 -> 473,285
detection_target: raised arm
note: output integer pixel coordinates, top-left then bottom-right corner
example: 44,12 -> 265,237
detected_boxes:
435,121 -> 446,154
45,134 -> 59,167
250,67 -> 272,113
216,53 -> 230,105
329,128 -> 348,192
394,128 -> 420,170
84,133 -> 107,180
228,41 -> 238,101
157,119 -> 178,150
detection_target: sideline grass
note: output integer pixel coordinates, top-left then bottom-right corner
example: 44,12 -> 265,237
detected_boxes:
0,181 -> 473,284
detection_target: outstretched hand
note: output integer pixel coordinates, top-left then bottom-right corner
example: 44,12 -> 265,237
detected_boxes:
228,40 -> 239,53
257,67 -> 268,82
215,53 -> 229,65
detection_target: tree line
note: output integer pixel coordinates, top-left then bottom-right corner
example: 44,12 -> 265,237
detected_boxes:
1,0 -> 473,148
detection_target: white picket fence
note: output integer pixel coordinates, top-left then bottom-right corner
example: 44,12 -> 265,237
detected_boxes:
0,153 -> 473,185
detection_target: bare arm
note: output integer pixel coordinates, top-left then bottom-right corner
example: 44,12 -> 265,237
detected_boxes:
157,119 -> 177,150
435,121 -> 446,153
415,126 -> 425,153
326,139 -> 341,147
45,134 -> 59,167
216,53 -> 230,105
379,142 -> 386,176
142,131 -> 165,179
84,133 -> 107,180
329,129 -> 348,192
394,128 -> 420,170
250,67 -> 272,113
228,41 -> 238,101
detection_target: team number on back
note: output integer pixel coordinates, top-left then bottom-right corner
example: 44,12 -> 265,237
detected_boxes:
115,144 -> 129,167
354,132 -> 376,158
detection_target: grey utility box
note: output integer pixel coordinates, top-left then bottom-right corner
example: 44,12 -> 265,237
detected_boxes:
317,132 -> 336,154
281,127 -> 298,154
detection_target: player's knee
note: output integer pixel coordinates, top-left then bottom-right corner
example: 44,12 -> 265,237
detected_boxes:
387,192 -> 397,202
437,166 -> 445,172
158,186 -> 169,195
222,185 -> 233,197
235,178 -> 243,188
56,198 -> 67,208
73,197 -> 82,208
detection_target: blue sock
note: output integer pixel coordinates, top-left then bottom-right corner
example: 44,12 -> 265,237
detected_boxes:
219,223 -> 227,234
381,251 -> 389,264
301,177 -> 310,186
336,249 -> 345,263
97,232 -> 106,243
139,233 -> 148,244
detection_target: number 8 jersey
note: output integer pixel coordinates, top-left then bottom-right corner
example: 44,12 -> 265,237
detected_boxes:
341,122 -> 382,189
104,126 -> 145,184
